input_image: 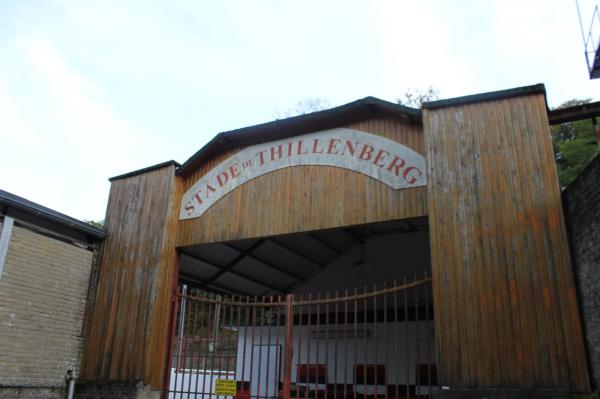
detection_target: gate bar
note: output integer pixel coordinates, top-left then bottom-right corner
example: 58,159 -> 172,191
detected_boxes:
294,278 -> 432,305
282,294 -> 294,399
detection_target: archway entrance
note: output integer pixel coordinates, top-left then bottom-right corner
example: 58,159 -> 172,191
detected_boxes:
166,217 -> 436,399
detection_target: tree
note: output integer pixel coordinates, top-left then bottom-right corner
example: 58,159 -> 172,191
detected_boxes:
396,86 -> 440,108
277,97 -> 332,118
84,219 -> 105,229
551,99 -> 598,186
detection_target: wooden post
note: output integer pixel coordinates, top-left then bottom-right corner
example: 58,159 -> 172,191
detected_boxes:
282,294 -> 294,399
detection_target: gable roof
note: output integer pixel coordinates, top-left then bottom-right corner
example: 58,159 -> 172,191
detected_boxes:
177,96 -> 421,177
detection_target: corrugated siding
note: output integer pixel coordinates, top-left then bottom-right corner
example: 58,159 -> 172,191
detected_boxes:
424,94 -> 590,391
177,118 -> 427,246
81,165 -> 180,389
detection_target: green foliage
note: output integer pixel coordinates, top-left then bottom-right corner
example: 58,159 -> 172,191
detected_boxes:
551,99 -> 598,186
84,219 -> 105,229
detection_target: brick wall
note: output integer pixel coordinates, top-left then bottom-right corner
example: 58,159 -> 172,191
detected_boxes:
0,224 -> 93,393
563,154 -> 600,389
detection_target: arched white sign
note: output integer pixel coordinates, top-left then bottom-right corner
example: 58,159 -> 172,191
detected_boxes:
180,128 -> 426,220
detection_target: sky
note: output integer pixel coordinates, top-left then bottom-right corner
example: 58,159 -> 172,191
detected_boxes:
1,0 -> 599,221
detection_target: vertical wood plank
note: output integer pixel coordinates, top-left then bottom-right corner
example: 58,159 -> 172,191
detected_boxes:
176,118 -> 427,246
81,164 -> 179,389
424,92 -> 590,391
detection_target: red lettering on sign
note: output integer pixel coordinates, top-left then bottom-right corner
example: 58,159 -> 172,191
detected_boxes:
229,163 -> 239,178
271,145 -> 283,161
242,160 -> 252,169
216,172 -> 229,187
287,142 -> 293,157
184,202 -> 195,214
194,192 -> 203,204
297,140 -> 308,155
206,184 -> 216,196
403,166 -> 422,184
359,144 -> 374,161
372,149 -> 389,167
327,139 -> 340,154
342,141 -> 358,156
311,139 -> 324,154
387,156 -> 406,176
256,150 -> 268,165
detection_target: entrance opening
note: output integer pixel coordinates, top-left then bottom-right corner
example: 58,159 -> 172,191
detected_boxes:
167,217 -> 436,399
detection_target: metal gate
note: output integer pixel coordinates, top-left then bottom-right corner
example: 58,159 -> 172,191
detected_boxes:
165,275 -> 435,399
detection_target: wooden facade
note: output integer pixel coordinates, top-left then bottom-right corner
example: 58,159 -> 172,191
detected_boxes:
81,86 -> 591,394
177,118 -> 427,246
424,91 -> 590,391
81,163 -> 181,388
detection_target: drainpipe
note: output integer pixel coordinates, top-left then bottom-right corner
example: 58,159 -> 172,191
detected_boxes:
65,370 -> 75,399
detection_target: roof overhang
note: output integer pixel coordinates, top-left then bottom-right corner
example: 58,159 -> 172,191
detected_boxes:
177,97 -> 421,177
0,189 -> 105,241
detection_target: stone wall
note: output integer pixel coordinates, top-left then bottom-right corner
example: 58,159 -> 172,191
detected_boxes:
74,382 -> 160,399
0,224 -> 94,397
563,154 -> 600,390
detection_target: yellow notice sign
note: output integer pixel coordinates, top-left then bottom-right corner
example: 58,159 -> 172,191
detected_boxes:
214,379 -> 237,396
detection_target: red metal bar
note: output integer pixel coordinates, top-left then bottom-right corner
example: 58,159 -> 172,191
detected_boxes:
353,288 -> 358,399
183,291 -> 193,398
404,278 -> 409,399
248,298 -> 257,399
324,292 -> 330,399
315,293 -> 321,399
414,274 -> 420,398
194,296 -> 207,399
393,280 -> 400,399
274,296 -> 282,399
362,286 -> 367,399
282,294 -> 294,399
343,289 -> 349,399
215,295 -> 225,399
173,286 -> 188,397
265,296 -> 274,399
425,275 -> 432,398
305,294 -> 312,399
295,294 -> 304,399
240,296 -> 251,397
383,282 -> 388,399
291,279 -> 431,306
188,299 -> 199,399
234,296 -> 244,399
373,284 -> 379,399
163,251 -> 181,399
256,297 -> 265,399
224,296 -> 236,399
164,285 -> 181,398
333,291 -> 339,399
201,295 -> 214,399
207,294 -> 218,399
214,295 -> 224,399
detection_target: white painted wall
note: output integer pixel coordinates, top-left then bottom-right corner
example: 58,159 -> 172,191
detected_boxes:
235,321 -> 435,387
169,370 -> 235,399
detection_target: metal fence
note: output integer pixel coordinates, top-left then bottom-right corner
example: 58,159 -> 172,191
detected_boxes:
166,274 -> 435,399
